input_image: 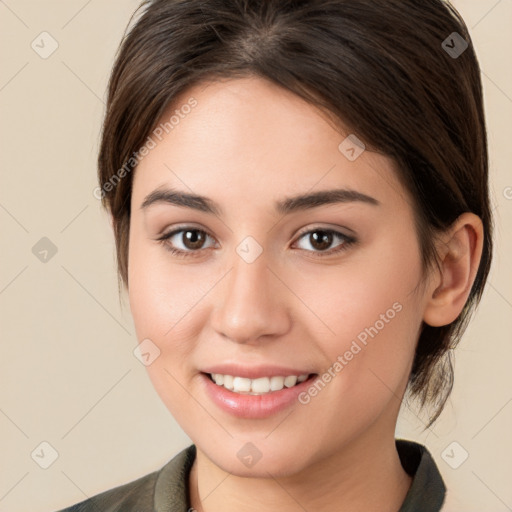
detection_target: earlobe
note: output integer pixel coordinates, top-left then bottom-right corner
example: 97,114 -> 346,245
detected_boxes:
423,213 -> 484,327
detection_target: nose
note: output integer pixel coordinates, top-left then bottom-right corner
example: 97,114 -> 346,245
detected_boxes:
210,246 -> 291,345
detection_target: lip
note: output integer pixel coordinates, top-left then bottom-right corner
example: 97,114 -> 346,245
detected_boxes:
200,363 -> 314,380
200,371 -> 318,419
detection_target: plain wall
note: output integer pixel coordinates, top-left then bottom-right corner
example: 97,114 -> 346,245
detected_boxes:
0,1 -> 510,510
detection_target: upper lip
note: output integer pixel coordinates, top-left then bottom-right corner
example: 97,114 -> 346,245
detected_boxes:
201,364 -> 316,380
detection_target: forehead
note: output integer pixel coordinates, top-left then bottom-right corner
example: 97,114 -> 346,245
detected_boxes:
131,76 -> 410,214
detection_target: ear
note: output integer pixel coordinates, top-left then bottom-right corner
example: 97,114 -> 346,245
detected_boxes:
423,212 -> 484,327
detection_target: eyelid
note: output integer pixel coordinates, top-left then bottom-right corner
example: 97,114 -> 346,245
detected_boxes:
293,223 -> 354,240
291,226 -> 356,255
157,224 -> 356,257
157,224 -> 217,248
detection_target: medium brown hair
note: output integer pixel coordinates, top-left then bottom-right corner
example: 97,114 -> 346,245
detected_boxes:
97,0 -> 493,427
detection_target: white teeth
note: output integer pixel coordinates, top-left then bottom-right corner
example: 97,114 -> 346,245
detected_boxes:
222,374 -> 234,390
232,377 -> 251,392
210,373 -> 310,395
270,376 -> 285,391
251,377 -> 271,393
284,375 -> 297,387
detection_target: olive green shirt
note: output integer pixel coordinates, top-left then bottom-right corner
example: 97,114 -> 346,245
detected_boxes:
57,439 -> 446,511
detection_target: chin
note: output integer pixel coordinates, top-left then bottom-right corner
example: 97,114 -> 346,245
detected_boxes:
197,435 -> 315,479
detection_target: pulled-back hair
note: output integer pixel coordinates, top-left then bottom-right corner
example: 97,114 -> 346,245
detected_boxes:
97,0 -> 493,426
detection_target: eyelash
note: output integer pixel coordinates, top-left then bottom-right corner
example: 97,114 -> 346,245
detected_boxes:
156,225 -> 356,259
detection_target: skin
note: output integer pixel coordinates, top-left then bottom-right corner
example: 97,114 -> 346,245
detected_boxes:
126,76 -> 483,511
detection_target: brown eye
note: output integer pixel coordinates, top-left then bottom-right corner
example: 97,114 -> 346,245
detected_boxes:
294,228 -> 356,256
308,230 -> 334,251
180,229 -> 207,250
157,227 -> 216,255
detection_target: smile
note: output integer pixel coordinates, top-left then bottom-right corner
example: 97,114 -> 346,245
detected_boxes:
208,373 -> 311,395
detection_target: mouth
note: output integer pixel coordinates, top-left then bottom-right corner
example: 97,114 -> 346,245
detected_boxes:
202,372 -> 318,396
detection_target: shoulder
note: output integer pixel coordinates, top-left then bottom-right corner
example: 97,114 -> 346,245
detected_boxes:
55,444 -> 196,512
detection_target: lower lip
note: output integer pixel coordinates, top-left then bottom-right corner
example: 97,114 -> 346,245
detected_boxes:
200,372 -> 317,419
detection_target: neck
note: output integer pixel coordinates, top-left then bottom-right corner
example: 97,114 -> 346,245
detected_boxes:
189,428 -> 412,512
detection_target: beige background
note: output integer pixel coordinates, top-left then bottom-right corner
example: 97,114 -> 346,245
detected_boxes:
0,1 -> 510,511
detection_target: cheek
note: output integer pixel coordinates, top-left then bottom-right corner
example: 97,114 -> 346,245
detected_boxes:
292,219 -> 422,341
127,232 -> 206,420
128,229 -> 207,341
127,228 -> 203,410
291,227 -> 423,411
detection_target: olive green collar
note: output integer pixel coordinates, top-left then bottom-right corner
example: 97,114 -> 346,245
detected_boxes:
153,439 -> 445,511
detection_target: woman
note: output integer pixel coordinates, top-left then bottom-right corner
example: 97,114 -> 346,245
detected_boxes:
58,0 -> 493,510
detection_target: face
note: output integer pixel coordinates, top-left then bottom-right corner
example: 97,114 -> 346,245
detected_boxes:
128,76 -> 429,477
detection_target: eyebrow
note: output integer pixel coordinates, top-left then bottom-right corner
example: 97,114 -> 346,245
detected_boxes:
140,186 -> 380,216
